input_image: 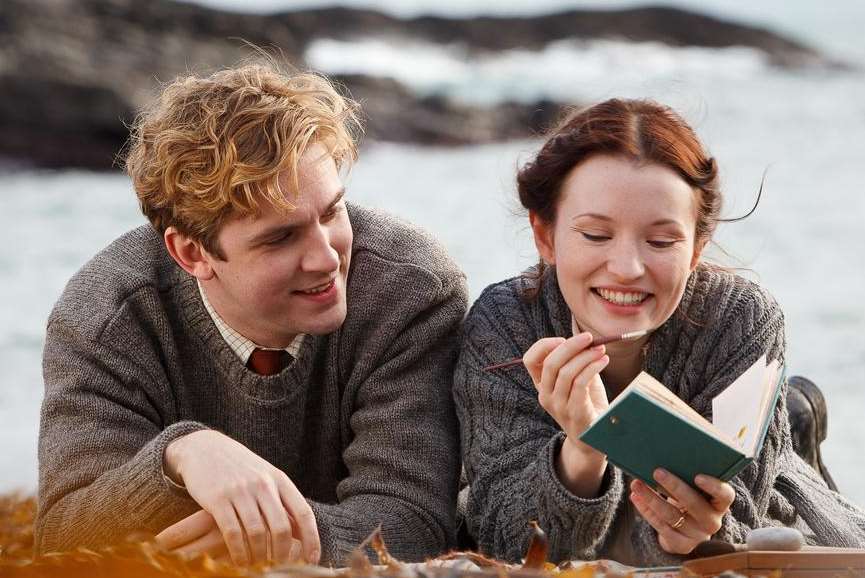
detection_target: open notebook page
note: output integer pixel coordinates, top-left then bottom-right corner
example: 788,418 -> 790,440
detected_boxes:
712,356 -> 780,455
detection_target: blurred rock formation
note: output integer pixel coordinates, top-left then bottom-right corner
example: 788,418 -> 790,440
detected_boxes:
0,0 -> 829,169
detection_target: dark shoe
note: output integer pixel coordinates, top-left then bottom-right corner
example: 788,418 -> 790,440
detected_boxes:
786,375 -> 838,491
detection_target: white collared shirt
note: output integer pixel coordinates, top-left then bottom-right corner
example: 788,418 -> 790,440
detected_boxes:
197,281 -> 305,364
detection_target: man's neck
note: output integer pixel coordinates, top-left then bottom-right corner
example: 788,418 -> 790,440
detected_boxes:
197,280 -> 299,354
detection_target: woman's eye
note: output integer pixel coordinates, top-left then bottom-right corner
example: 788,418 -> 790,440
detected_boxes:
581,232 -> 610,242
648,239 -> 676,248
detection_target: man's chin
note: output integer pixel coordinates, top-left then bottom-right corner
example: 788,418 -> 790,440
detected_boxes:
298,308 -> 347,337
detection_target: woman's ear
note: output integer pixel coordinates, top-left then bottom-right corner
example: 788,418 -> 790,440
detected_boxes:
530,212 -> 556,266
690,238 -> 707,271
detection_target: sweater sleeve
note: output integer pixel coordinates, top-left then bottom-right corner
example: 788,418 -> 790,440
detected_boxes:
677,280 -> 865,552
308,256 -> 468,565
453,285 -> 624,563
36,302 -> 205,554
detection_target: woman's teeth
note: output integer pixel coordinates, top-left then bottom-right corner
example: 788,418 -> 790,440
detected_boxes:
597,288 -> 648,305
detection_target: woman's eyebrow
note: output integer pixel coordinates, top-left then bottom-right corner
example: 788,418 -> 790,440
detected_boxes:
571,212 -> 612,222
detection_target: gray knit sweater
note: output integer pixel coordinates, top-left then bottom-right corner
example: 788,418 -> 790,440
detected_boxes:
454,265 -> 865,566
38,203 -> 468,564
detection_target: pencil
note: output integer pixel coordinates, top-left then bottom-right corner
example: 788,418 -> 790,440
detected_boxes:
481,329 -> 649,371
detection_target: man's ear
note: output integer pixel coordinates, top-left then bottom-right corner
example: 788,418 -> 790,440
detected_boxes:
164,227 -> 216,280
529,211 -> 556,266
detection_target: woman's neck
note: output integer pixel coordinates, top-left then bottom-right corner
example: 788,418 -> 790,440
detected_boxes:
569,316 -> 649,398
601,337 -> 648,398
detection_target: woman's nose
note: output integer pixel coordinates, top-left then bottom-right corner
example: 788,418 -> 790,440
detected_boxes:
606,241 -> 645,280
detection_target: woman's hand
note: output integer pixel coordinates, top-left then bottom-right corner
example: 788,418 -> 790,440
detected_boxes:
523,332 -> 610,445
523,332 -> 611,496
629,469 -> 736,555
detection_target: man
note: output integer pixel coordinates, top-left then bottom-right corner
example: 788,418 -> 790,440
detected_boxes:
36,63 -> 467,566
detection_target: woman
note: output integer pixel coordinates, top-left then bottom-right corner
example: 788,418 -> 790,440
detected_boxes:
453,98 -> 865,566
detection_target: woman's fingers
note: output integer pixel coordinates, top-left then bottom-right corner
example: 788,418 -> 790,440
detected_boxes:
155,509 -> 214,550
631,480 -> 706,541
631,491 -> 696,554
565,350 -> 609,411
528,333 -> 592,396
695,475 -> 737,512
523,337 -> 567,386
540,334 -> 593,391
550,345 -> 606,409
652,469 -> 719,534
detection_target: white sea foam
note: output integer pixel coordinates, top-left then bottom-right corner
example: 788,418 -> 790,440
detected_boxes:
306,37 -> 769,105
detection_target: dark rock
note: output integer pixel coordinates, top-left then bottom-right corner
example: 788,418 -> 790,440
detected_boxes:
337,74 -> 563,146
283,5 -> 825,67
0,0 -> 836,169
0,76 -> 132,169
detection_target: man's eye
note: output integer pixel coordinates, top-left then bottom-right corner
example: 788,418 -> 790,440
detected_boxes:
323,205 -> 342,221
268,233 -> 293,245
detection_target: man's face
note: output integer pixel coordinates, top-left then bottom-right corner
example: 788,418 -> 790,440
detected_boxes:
200,144 -> 353,348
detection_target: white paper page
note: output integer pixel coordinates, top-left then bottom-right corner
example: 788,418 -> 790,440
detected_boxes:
712,355 -> 769,456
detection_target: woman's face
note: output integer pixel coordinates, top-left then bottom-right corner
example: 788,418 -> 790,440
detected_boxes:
531,154 -> 704,340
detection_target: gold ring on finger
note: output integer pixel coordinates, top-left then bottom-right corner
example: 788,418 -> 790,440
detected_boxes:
671,515 -> 686,530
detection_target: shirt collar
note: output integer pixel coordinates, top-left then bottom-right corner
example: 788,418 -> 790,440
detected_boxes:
197,280 -> 305,364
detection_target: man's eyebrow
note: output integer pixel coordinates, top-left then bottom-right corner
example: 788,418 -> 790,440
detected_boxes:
326,188 -> 346,211
248,187 -> 346,246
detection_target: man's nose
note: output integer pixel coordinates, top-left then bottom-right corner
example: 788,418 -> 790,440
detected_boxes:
301,225 -> 340,272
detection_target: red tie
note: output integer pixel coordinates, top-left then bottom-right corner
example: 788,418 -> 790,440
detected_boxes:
247,348 -> 290,376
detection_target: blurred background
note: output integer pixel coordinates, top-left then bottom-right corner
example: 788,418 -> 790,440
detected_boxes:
1,0 -> 864,509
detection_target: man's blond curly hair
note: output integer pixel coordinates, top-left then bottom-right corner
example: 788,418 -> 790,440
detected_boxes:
124,61 -> 361,259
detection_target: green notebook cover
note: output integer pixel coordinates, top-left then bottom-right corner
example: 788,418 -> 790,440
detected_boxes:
579,359 -> 784,490
579,388 -> 749,490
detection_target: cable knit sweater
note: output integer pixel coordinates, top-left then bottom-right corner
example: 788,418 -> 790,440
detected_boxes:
38,203 -> 468,564
454,265 -> 865,566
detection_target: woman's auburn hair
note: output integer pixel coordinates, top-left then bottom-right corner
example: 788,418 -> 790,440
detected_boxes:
124,62 -> 362,258
518,98 -> 721,248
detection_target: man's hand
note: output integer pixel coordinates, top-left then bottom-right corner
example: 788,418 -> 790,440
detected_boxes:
629,469 -> 736,555
163,430 -> 320,566
156,509 -> 303,563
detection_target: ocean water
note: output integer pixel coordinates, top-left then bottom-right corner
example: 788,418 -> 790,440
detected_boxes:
2,1 -> 864,513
